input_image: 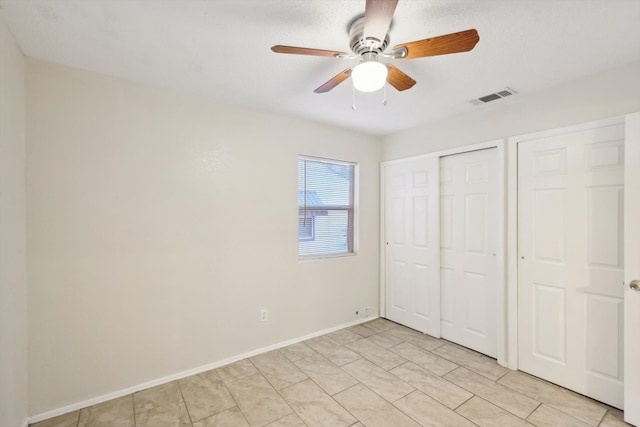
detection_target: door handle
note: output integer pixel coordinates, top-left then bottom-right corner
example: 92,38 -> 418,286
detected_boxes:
631,280 -> 640,291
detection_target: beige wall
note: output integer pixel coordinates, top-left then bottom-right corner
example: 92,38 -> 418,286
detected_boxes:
26,60 -> 382,415
382,61 -> 640,160
0,13 -> 28,427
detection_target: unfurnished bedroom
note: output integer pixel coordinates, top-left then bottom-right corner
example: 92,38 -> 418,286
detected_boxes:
1,1 -> 640,426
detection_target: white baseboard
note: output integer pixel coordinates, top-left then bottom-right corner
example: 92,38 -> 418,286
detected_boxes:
28,315 -> 379,424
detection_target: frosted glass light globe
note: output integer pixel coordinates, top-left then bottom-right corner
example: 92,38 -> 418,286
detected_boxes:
352,61 -> 388,92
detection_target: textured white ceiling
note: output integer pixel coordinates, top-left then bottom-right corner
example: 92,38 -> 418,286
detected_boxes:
2,0 -> 640,135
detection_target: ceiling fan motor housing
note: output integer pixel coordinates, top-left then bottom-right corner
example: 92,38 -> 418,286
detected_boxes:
349,16 -> 389,55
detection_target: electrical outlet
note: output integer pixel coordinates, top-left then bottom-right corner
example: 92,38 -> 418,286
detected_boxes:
260,309 -> 268,322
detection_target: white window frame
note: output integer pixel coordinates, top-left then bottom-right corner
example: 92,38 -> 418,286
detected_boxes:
298,155 -> 358,261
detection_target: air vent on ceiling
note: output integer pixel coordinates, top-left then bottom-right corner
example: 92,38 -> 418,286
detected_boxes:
469,87 -> 517,106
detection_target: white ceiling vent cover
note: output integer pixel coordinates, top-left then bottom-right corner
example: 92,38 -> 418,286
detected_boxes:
470,87 -> 517,106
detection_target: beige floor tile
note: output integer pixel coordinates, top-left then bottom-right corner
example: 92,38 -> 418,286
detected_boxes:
179,371 -> 236,422
527,404 -> 590,427
498,371 -> 606,426
386,326 -> 445,351
346,338 -> 407,370
334,384 -> 420,427
364,331 -> 405,349
445,341 -> 485,357
456,396 -> 533,426
78,395 -> 134,427
217,359 -> 258,384
347,324 -> 378,338
193,407 -> 249,427
264,413 -> 307,427
280,379 -> 356,427
599,410 -> 633,426
390,362 -> 472,409
432,344 -> 509,381
389,342 -> 458,376
388,324 -> 425,336
394,390 -> 476,427
250,350 -> 307,390
306,336 -> 361,366
445,367 -> 539,419
342,358 -> 414,402
278,342 -> 316,362
326,328 -> 363,345
135,401 -> 191,427
496,371 -> 558,397
31,411 -> 79,427
134,381 -> 183,413
225,374 -> 292,427
294,353 -> 358,395
362,318 -> 397,332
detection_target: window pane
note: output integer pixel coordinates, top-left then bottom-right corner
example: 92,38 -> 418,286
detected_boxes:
298,157 -> 355,257
298,216 -> 314,241
298,210 -> 352,255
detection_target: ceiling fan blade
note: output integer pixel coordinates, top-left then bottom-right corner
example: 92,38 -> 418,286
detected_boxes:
385,64 -> 416,91
392,29 -> 479,60
314,68 -> 352,93
271,45 -> 348,58
364,0 -> 399,42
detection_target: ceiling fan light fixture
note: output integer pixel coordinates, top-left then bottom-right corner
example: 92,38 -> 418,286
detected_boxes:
352,52 -> 388,92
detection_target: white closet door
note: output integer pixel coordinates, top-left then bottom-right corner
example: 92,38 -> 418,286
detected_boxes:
440,148 -> 498,357
518,123 -> 625,408
384,157 -> 440,336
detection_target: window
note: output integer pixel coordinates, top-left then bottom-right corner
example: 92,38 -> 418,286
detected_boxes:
298,156 -> 355,258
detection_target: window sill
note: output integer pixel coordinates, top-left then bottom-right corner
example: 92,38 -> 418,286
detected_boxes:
298,252 -> 356,262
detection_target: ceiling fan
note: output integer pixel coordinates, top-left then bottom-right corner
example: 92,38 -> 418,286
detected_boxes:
271,0 -> 479,94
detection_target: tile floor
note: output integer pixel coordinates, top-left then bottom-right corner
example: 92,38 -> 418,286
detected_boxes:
32,318 -> 631,427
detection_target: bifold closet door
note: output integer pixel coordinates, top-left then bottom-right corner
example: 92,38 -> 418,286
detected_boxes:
518,123 -> 625,408
439,148 -> 498,357
384,157 -> 440,336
